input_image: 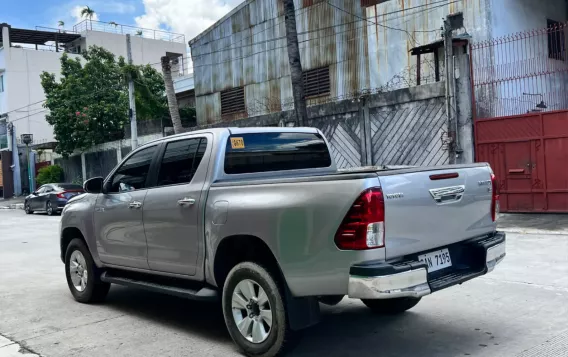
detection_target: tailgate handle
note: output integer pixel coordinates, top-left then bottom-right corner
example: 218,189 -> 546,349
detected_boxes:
429,185 -> 465,203
508,169 -> 525,174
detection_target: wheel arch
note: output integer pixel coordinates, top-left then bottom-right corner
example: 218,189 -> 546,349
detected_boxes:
60,227 -> 86,263
213,234 -> 284,289
213,234 -> 320,331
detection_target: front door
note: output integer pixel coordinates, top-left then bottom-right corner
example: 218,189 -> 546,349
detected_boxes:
144,135 -> 210,275
94,145 -> 158,269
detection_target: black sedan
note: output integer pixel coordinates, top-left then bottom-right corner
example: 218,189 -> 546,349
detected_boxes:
24,183 -> 85,216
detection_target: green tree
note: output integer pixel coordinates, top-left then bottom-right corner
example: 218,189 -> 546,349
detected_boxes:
36,165 -> 64,186
41,46 -> 172,157
81,6 -> 96,20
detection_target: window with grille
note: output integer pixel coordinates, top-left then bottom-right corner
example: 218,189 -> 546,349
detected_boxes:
221,87 -> 246,116
548,19 -> 566,60
361,0 -> 390,7
302,67 -> 330,98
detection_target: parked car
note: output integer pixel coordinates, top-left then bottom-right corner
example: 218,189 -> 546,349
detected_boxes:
59,127 -> 505,357
25,183 -> 84,216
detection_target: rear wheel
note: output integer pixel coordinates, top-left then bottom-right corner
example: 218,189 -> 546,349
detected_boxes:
361,297 -> 421,314
222,262 -> 294,357
65,238 -> 110,303
46,201 -> 55,216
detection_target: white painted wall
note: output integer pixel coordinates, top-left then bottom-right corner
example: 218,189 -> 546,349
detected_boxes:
0,28 -> 186,145
83,31 -> 186,67
491,0 -> 566,37
0,46 -> 82,144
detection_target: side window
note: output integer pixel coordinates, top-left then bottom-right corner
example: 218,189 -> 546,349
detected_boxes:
156,138 -> 207,187
109,146 -> 157,193
44,185 -> 54,193
36,186 -> 46,194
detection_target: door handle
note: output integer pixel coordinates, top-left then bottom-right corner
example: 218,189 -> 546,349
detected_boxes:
128,201 -> 142,209
177,198 -> 196,206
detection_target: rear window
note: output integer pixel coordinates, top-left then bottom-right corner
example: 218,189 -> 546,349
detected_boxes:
224,132 -> 332,174
57,184 -> 84,191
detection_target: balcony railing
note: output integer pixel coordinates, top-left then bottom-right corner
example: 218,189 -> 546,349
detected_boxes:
73,20 -> 185,44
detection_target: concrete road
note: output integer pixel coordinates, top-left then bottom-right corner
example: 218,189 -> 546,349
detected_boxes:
1,209 -> 567,357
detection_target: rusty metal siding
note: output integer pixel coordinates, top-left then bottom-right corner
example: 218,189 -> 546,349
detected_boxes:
365,0 -> 491,90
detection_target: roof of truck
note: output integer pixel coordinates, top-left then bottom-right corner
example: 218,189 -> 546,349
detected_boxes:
144,127 -> 319,146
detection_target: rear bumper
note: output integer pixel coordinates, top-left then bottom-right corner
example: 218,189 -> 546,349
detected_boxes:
348,231 -> 506,300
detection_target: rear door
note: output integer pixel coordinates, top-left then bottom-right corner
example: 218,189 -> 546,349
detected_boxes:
143,135 -> 211,275
380,165 -> 496,259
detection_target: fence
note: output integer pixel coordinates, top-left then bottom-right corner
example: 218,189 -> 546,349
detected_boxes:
471,22 -> 568,119
72,20 -> 185,43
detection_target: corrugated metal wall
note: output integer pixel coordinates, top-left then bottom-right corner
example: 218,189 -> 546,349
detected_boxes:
191,0 -> 492,125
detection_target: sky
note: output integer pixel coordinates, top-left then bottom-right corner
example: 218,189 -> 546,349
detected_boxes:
2,0 -> 242,46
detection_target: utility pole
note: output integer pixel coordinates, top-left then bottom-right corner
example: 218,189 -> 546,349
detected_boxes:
126,34 -> 138,150
283,0 -> 308,126
443,13 -> 463,164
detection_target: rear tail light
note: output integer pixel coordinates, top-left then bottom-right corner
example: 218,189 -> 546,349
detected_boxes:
335,187 -> 385,250
491,173 -> 500,221
57,192 -> 66,199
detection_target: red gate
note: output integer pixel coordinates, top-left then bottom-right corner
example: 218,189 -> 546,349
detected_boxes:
476,110 -> 568,212
471,22 -> 568,212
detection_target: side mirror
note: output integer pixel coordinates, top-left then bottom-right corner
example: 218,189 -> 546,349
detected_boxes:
83,177 -> 104,194
32,191 -> 38,196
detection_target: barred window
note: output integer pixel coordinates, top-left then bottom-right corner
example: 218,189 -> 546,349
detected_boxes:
221,87 -> 246,115
302,67 -> 330,98
547,19 -> 566,61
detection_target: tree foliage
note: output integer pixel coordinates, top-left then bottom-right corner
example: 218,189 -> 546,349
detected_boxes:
41,46 -> 170,157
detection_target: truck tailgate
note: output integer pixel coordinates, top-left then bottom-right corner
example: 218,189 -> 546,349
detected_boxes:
379,165 -> 496,259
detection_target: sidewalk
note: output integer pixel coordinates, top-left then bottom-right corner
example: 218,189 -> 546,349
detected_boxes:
498,213 -> 568,235
0,197 -> 25,210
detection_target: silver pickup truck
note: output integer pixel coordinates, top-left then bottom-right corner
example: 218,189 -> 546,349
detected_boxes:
60,127 -> 505,357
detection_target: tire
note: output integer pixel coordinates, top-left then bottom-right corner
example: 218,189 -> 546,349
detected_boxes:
24,203 -> 34,214
361,297 -> 421,314
65,238 -> 110,303
46,201 -> 55,216
222,262 -> 295,357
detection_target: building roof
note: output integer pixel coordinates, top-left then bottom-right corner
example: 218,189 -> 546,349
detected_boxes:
6,27 -> 81,45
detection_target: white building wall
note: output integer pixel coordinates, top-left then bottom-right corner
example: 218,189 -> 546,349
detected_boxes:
0,46 -> 82,144
0,28 -> 187,145
83,31 -> 186,68
491,0 -> 567,37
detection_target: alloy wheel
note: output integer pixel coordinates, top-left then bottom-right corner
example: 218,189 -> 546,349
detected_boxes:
231,279 -> 273,344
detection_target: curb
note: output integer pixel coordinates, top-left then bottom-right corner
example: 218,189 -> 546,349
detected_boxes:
0,203 -> 24,210
499,227 -> 568,236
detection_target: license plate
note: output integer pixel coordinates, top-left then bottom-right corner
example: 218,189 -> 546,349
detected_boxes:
418,248 -> 452,273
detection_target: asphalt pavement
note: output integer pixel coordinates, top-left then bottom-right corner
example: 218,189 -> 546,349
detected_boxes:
1,209 -> 567,357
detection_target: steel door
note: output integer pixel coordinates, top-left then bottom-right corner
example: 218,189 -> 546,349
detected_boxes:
476,111 -> 568,212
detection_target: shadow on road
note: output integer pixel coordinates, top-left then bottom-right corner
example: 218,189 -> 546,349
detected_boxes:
103,287 -> 492,357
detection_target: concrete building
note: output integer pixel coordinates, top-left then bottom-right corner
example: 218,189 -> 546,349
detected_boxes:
189,0 -> 568,125
174,73 -> 195,108
0,20 -> 186,149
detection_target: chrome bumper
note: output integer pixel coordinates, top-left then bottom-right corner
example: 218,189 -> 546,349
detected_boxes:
348,232 -> 506,300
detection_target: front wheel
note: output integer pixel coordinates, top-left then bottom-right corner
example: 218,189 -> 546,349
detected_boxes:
65,238 -> 110,303
222,262 -> 294,357
361,297 -> 421,314
24,203 -> 34,214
